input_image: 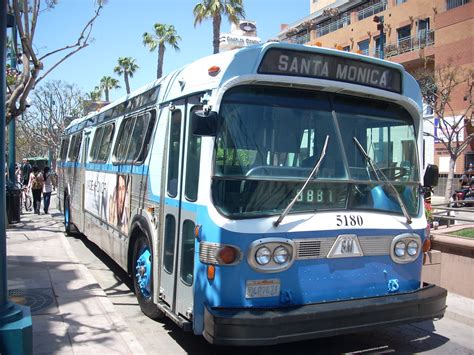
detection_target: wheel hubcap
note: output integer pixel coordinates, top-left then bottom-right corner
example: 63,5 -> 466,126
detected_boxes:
135,247 -> 151,298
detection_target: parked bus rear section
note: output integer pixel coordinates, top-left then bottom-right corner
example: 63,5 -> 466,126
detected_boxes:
57,43 -> 446,346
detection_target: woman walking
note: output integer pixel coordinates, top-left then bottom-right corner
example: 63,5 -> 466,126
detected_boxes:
29,166 -> 44,214
42,166 -> 53,214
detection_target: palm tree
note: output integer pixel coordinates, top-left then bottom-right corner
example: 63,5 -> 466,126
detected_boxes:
113,57 -> 139,94
143,23 -> 181,79
193,0 -> 245,54
99,76 -> 120,102
86,86 -> 102,101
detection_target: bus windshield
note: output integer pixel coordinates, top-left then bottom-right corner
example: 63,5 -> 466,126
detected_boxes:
212,85 -> 420,219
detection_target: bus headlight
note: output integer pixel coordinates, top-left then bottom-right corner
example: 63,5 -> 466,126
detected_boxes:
391,233 -> 421,264
248,238 -> 295,272
255,247 -> 271,265
273,246 -> 290,264
407,240 -> 419,256
394,241 -> 406,257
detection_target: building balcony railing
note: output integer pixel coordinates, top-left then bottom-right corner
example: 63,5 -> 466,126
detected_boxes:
284,32 -> 310,44
446,0 -> 470,10
384,30 -> 435,58
358,1 -> 387,21
316,16 -> 351,37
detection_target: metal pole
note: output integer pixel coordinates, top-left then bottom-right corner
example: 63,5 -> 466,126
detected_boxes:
0,0 -> 9,309
8,17 -> 16,185
1,6 -> 33,353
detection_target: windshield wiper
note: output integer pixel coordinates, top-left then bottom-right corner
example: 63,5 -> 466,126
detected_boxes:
274,135 -> 330,228
353,137 -> 412,224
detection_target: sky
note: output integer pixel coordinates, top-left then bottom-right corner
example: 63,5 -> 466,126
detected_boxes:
32,0 -> 309,102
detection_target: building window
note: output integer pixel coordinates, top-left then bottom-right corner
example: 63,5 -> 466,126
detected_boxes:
397,25 -> 411,41
418,18 -> 430,37
396,0 -> 407,4
447,0 -> 470,10
358,39 -> 369,55
342,45 -> 351,51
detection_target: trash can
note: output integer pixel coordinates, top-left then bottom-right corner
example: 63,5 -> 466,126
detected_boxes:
6,184 -> 21,224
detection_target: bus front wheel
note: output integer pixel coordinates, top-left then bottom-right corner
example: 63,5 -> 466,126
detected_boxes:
132,234 -> 164,319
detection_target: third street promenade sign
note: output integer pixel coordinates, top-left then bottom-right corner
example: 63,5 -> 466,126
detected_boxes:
258,48 -> 402,93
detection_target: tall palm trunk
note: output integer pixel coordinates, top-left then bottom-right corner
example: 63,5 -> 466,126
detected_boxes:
124,72 -> 130,94
105,88 -> 110,102
157,44 -> 165,79
212,13 -> 222,54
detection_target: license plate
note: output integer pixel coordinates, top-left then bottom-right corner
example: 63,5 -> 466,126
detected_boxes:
245,279 -> 280,298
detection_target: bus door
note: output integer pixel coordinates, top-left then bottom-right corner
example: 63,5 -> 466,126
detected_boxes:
80,131 -> 91,232
160,96 -> 202,320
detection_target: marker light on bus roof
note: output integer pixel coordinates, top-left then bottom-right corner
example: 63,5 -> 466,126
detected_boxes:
208,66 -> 221,77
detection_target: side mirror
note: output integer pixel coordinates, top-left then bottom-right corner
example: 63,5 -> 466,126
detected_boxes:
192,110 -> 220,137
423,164 -> 439,187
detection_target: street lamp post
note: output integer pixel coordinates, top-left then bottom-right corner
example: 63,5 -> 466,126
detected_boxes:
373,15 -> 384,59
7,14 -> 17,187
0,3 -> 33,354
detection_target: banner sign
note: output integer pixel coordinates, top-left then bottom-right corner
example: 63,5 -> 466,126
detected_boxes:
258,48 -> 402,93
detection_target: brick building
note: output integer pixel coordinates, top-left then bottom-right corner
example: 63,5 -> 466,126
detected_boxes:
278,0 -> 473,177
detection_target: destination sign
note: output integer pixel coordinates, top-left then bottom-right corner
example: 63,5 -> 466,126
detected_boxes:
258,48 -> 402,93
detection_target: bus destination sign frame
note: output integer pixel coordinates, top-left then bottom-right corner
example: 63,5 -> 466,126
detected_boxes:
258,48 -> 402,94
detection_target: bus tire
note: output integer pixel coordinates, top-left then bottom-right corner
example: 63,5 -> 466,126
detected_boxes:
64,196 -> 73,235
132,234 -> 163,319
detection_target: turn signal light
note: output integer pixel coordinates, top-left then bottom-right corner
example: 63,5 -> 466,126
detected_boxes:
207,265 -> 215,280
217,246 -> 238,264
208,66 -> 221,76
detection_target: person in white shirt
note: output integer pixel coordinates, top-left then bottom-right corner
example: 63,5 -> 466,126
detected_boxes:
42,166 -> 53,214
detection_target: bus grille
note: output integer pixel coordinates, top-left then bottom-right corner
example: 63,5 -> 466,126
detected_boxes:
294,238 -> 336,259
294,235 -> 394,259
358,235 -> 394,256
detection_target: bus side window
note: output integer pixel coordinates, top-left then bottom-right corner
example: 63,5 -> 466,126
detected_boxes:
98,123 -> 115,162
135,111 -> 156,164
90,126 -> 104,162
185,106 -> 202,201
59,138 -> 70,161
113,117 -> 134,163
167,110 -> 182,197
67,133 -> 82,162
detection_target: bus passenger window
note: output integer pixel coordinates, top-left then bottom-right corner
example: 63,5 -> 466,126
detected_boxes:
180,220 -> 195,286
185,106 -> 202,201
59,138 -> 70,161
113,117 -> 134,162
163,214 -> 176,274
67,133 -> 82,162
90,126 -> 104,161
98,124 -> 115,162
167,110 -> 182,197
126,114 -> 148,161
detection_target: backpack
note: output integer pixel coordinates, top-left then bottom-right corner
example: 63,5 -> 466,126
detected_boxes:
32,173 -> 44,190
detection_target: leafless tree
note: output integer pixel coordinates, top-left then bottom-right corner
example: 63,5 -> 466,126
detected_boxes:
5,0 -> 104,125
415,58 -> 474,202
18,80 -> 85,168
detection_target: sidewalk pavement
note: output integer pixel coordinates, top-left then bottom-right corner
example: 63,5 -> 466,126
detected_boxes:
5,202 -> 474,353
6,205 -> 145,354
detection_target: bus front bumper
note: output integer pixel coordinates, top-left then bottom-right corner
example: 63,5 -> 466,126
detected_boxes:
203,283 -> 447,346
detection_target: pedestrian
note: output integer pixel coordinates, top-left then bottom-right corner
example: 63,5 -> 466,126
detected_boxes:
42,166 -> 53,214
21,158 -> 31,187
15,163 -> 22,185
29,165 -> 44,214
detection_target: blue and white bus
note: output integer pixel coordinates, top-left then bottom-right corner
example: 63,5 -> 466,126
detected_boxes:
57,43 -> 446,345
